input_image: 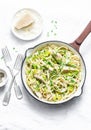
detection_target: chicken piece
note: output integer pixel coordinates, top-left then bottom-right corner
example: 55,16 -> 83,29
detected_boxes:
40,60 -> 54,72
34,75 -> 46,84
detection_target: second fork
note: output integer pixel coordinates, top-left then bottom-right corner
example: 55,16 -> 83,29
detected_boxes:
3,54 -> 23,106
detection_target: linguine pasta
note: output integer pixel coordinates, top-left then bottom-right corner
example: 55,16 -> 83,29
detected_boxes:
25,44 -> 81,102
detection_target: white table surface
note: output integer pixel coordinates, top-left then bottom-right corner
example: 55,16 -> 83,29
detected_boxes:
0,0 -> 91,129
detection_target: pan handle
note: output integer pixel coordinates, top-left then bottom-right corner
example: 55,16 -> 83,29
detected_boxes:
70,21 -> 91,51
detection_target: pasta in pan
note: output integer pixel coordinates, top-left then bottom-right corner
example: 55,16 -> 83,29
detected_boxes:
25,43 -> 81,102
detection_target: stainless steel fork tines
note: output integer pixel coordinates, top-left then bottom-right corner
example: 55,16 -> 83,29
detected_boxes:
2,47 -> 23,99
2,46 -> 12,63
3,54 -> 23,106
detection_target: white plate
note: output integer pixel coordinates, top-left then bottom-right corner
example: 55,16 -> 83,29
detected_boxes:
11,8 -> 43,40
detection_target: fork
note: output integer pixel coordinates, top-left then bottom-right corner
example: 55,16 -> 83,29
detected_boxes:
2,46 -> 23,99
3,54 -> 23,106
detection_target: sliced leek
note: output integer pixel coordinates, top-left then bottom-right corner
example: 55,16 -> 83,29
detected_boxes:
25,44 -> 81,102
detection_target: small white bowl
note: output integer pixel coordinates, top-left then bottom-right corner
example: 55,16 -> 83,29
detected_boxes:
0,69 -> 8,87
11,8 -> 43,41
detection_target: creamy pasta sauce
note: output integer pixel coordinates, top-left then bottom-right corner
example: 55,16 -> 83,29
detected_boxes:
25,44 -> 81,102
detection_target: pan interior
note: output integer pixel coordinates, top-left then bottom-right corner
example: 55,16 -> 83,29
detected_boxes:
22,41 -> 86,104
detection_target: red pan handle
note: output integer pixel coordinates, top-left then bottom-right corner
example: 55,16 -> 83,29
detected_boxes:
70,21 -> 91,51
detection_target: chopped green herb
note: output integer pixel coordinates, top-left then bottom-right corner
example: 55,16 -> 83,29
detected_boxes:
47,32 -> 50,37
55,21 -> 57,24
54,33 -> 57,36
54,25 -> 57,29
51,30 -> 53,32
0,56 -> 4,60
51,20 -> 54,23
13,47 -> 15,50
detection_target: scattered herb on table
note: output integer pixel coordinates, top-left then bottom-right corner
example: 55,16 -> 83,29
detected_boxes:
47,20 -> 58,37
0,56 -> 4,60
12,47 -> 18,53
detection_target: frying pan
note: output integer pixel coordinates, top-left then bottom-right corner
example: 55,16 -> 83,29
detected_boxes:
21,21 -> 91,104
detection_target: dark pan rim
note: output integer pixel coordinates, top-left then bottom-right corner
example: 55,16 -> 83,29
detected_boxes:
21,40 -> 86,105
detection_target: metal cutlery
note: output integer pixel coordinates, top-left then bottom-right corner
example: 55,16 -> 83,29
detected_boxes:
3,54 -> 23,106
2,46 -> 23,99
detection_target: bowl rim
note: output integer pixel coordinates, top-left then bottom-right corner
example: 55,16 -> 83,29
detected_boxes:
0,68 -> 8,87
